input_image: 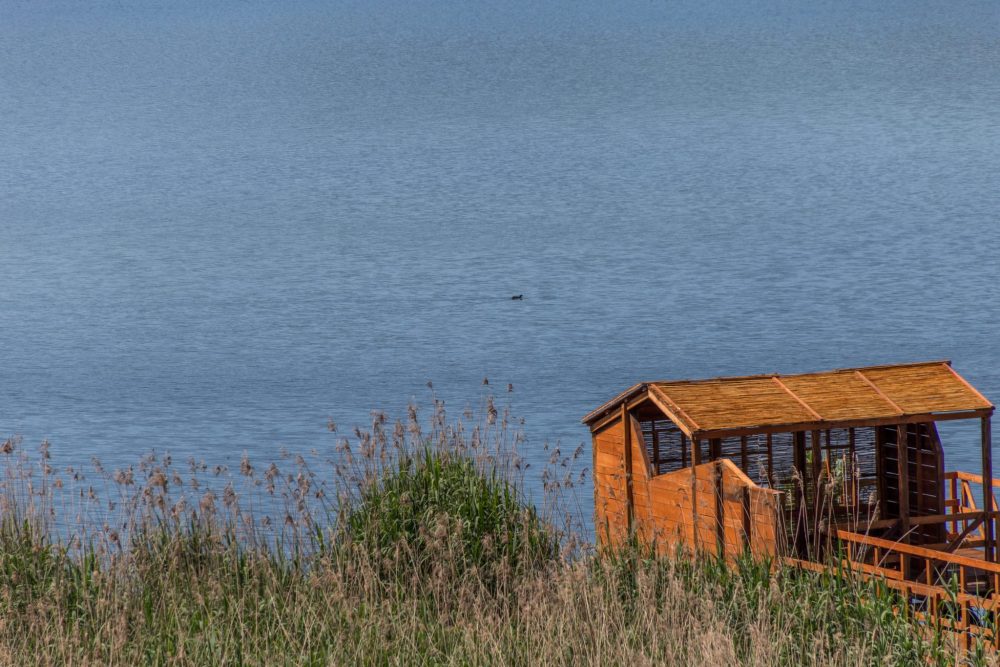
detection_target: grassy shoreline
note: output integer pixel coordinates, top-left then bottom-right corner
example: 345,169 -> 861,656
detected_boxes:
0,400 -> 990,665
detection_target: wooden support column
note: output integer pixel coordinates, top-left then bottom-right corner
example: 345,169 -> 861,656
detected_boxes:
766,433 -> 773,487
691,437 -> 701,552
709,438 -> 721,461
592,429 -> 598,542
982,415 -> 994,562
811,430 -> 823,555
651,423 -> 660,474
793,432 -> 807,554
897,425 -> 911,535
714,461 -> 725,558
622,404 -> 634,536
875,427 -> 885,513
811,430 -> 823,490
791,431 -> 809,556
915,428 -> 924,527
848,428 -> 856,508
741,485 -> 752,553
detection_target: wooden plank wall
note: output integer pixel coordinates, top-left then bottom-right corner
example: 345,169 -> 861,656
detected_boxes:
593,419 -> 629,546
593,416 -> 783,557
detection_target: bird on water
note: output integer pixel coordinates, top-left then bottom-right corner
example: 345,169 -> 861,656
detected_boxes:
511,294 -> 523,300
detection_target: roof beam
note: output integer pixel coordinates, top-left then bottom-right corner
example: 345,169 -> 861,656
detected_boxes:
853,370 -> 905,414
942,363 -> 995,409
771,377 -> 823,421
689,408 -> 993,441
646,385 -> 699,437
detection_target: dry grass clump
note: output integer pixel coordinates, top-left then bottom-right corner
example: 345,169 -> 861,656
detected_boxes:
0,396 -> 989,665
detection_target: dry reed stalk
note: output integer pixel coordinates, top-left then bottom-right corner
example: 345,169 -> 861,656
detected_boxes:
0,393 -> 984,666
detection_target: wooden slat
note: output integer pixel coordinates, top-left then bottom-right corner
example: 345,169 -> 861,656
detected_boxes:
841,559 -> 905,581
834,528 -> 1000,573
684,409 -> 993,440
690,439 -> 699,549
983,415 -> 995,562
832,511 -> 984,532
944,514 -> 986,553
623,404 -> 633,534
897,425 -> 910,535
620,456 -> 783,558
652,424 -> 660,472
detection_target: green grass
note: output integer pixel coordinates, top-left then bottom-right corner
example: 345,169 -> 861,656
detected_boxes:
0,405 -> 990,665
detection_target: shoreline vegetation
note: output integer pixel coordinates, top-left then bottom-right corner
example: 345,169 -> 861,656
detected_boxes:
0,396 -> 992,665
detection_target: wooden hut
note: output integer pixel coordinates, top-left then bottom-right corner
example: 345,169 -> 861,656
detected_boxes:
584,361 -> 1000,645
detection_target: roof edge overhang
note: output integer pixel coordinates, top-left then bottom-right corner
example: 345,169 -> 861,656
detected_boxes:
582,360 -> 995,437
646,359 -> 956,387
581,383 -> 646,427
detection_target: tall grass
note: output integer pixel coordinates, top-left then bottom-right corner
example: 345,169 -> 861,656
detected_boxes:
0,395 -> 991,665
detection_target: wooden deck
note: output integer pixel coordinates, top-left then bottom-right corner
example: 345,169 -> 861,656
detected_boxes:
801,470 -> 1000,650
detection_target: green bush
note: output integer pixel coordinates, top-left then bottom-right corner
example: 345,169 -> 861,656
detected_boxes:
344,449 -> 558,589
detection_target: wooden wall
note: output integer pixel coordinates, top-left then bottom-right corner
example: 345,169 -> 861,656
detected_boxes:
593,418 -> 629,546
593,414 -> 784,558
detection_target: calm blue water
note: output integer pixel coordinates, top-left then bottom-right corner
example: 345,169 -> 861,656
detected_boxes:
2,0 -> 1000,504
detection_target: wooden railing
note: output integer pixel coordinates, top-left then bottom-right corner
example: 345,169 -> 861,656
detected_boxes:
831,471 -> 996,551
944,470 -> 1000,543
819,471 -> 1000,649
828,526 -> 1000,649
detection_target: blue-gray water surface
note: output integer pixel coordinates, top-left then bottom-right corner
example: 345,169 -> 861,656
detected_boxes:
2,0 -> 1000,522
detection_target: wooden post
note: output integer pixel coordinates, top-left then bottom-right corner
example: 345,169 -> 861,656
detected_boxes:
691,437 -> 700,552
592,431 -> 598,543
811,430 -> 823,490
622,404 -> 634,536
793,432 -> 805,479
848,428 -> 856,508
915,427 -> 924,529
950,474 -> 959,536
651,423 -> 660,475
766,433 -> 774,487
714,462 -> 725,558
982,415 -> 994,562
710,438 -> 721,461
742,485 -> 752,554
875,426 -> 886,516
811,430 -> 823,555
897,425 -> 911,538
793,431 -> 807,555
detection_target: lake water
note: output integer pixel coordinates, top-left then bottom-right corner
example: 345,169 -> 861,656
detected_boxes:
2,0 -> 1000,516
